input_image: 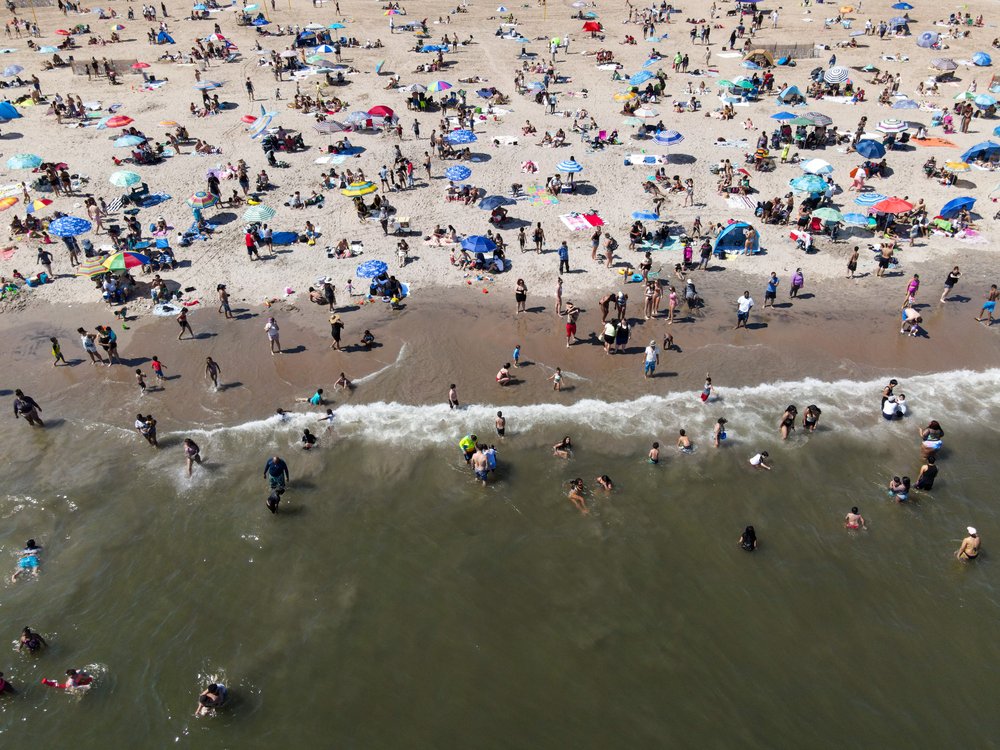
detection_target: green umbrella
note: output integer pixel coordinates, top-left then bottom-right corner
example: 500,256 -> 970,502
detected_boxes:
622,117 -> 642,126
243,204 -> 276,222
789,117 -> 813,126
717,79 -> 735,88
735,80 -> 754,89
811,207 -> 844,223
109,170 -> 141,188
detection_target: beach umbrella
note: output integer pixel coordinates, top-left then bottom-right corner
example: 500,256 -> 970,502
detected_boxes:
103,251 -> 151,272
114,135 -> 145,148
972,52 -> 992,67
478,195 -> 516,210
994,126 -> 1000,137
872,197 -> 913,214
109,170 -> 141,187
48,216 -> 92,236
771,111 -> 796,120
131,62 -> 150,70
839,5 -> 854,12
891,2 -> 913,8
812,207 -> 844,223
105,115 -> 134,128
427,80 -> 452,92
340,181 -> 378,197
328,23 -> 345,29
621,117 -> 642,126
629,71 -> 654,86
734,80 -> 754,90
854,192 -> 887,206
931,58 -> 958,71
803,112 -> 833,127
2,64 -> 23,77
940,196 -> 975,217
193,81 -> 222,90
856,139 -> 886,159
823,66 -> 849,84
75,258 -> 109,278
0,196 -> 18,211
383,8 -> 401,14
368,105 -> 394,118
892,99 -> 919,110
801,158 -> 834,175
356,260 -> 389,280
717,80 -> 735,89
278,50 -> 298,59
375,60 -> 386,74
974,94 -> 997,109
613,91 -> 637,102
401,83 -> 427,93
446,129 -> 477,144
944,161 -> 970,173
842,212 -> 871,226
205,33 -> 226,41
876,118 -> 907,133
888,16 -> 908,26
461,235 -> 497,253
960,141 -> 1000,161
187,191 -> 218,208
652,129 -> 684,146
633,107 -> 658,118
790,175 -> 828,194
305,23 -> 325,30
557,159 -> 583,173
632,211 -> 661,220
313,120 -> 347,134
306,55 -> 330,64
582,21 -> 602,32
25,197 -> 52,214
242,204 -> 276,222
916,31 -> 939,48
345,111 -> 371,125
110,23 -> 125,30
444,165 -> 472,182
7,153 -> 41,169
954,92 -> 976,102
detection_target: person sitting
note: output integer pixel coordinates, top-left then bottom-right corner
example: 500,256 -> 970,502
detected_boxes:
360,329 -> 375,350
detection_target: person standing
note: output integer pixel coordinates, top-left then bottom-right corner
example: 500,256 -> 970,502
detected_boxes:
844,507 -> 866,530
13,389 -> 43,427
956,527 -> 980,561
734,290 -> 754,329
245,229 -> 260,261
763,272 -> 778,308
245,76 -> 255,101
555,276 -> 563,316
329,314 -> 345,350
264,455 -> 289,490
564,302 -> 579,347
265,317 -> 281,354
205,356 -> 222,389
643,339 -> 659,379
36,247 -> 53,278
533,222 -> 545,253
448,384 -> 459,409
847,246 -> 859,279
217,284 -> 234,319
790,268 -> 804,298
176,308 -> 194,340
915,455 -> 938,491
514,278 -> 527,314
50,337 -> 67,367
183,438 -> 202,477
78,327 -> 104,364
974,284 -> 998,324
557,241 -> 570,274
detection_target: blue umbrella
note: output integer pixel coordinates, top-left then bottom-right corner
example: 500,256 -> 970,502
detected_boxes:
446,129 -> 477,144
193,81 -> 222,90
7,153 -> 42,169
313,44 -> 335,53
445,165 -> 472,181
972,52 -> 992,67
356,259 -> 388,279
961,141 -> 1000,162
888,17 -> 908,27
940,196 -> 975,218
461,235 -> 497,252
771,111 -> 796,120
856,139 -> 886,159
790,175 -> 828,194
114,135 -> 145,148
652,129 -> 683,146
916,31 -> 939,48
892,99 -> 919,110
842,212 -> 871,226
891,2 -> 913,8
632,210 -> 660,220
556,160 -> 583,173
251,18 -> 270,25
629,70 -> 654,86
3,64 -> 23,77
974,94 -> 997,108
855,192 -> 887,206
993,126 -> 1000,137
48,216 -> 92,237
479,195 -> 516,210
192,4 -> 207,10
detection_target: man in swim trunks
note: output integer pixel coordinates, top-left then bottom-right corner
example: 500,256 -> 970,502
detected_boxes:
975,284 -> 998,325
564,302 -> 579,347
956,526 -> 980,561
11,539 -> 41,582
495,411 -> 506,438
844,507 -> 866,530
264,455 -> 289,489
471,445 -> 489,486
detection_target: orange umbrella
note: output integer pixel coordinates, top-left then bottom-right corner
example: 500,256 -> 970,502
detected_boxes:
106,115 -> 134,128
0,196 -> 19,211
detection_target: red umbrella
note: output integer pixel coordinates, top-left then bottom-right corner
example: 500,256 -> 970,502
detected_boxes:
55,29 -> 71,35
368,105 -> 394,118
582,21 -> 602,32
583,213 -> 604,227
131,62 -> 150,70
873,197 -> 913,214
241,114 -> 257,124
106,115 -> 134,128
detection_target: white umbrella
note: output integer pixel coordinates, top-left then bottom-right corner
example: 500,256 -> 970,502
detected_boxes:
876,118 -> 908,133
801,158 -> 834,175
279,49 -> 299,58
633,107 -> 659,118
823,66 -> 850,84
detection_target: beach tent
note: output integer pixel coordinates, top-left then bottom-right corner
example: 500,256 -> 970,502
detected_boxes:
777,85 -> 803,103
156,30 -> 175,44
939,196 -> 975,218
972,52 -> 992,67
960,141 -> 1000,162
744,49 -> 775,68
713,222 -> 758,256
0,101 -> 21,120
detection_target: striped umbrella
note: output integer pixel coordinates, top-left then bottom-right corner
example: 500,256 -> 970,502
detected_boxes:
7,153 -> 42,169
242,204 -> 277,222
427,80 -> 452,92
25,198 -> 52,214
876,119 -> 908,133
854,192 -> 887,206
652,129 -> 684,145
823,66 -> 850,84
103,251 -> 151,272
0,196 -> 18,211
556,160 -> 583,173
187,191 -> 218,208
48,216 -> 92,236
75,258 -> 109,277
340,181 -> 378,197
444,165 -> 472,182
109,170 -> 141,187
313,44 -> 335,53
633,107 -> 659,118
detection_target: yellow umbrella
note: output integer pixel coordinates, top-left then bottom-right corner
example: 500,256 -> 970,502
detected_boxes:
0,196 -> 18,211
158,120 -> 179,126
613,91 -> 637,102
840,5 -> 854,13
944,161 -> 970,172
340,181 -> 378,197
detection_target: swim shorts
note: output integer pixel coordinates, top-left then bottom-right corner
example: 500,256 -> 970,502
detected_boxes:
475,469 -> 488,481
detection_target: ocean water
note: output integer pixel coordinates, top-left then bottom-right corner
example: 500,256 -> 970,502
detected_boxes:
1,369 -> 1000,747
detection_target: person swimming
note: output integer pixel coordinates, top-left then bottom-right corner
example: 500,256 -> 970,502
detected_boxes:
266,487 -> 284,514
553,436 -> 572,458
11,539 -> 41,582
596,474 -> 613,490
195,683 -> 228,717
648,441 -> 660,464
677,429 -> 693,452
18,626 -> 47,653
844,507 -> 866,530
888,476 -> 910,502
739,526 -> 758,551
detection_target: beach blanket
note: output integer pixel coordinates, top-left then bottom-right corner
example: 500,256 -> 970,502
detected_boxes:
492,135 -> 519,146
138,192 -> 171,209
139,81 -> 168,92
955,229 -> 987,243
523,185 -> 559,205
559,213 -> 602,231
1,246 -> 15,260
624,154 -> 668,166
913,137 -> 957,148
638,238 -> 680,252
105,196 -> 124,214
726,195 -> 756,211
713,139 -> 750,149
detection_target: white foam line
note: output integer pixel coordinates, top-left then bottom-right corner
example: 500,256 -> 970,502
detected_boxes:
353,342 -> 407,385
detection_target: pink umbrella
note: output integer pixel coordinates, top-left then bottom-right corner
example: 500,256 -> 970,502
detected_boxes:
368,105 -> 394,118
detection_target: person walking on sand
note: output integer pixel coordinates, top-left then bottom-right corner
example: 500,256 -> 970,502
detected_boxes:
176,308 -> 194,340
50,337 -> 67,367
265,316 -> 281,354
217,284 -> 234,319
975,284 -> 998,325
940,266 -> 960,303
205,356 -> 222,389
514,278 -> 527,314
555,276 -> 563,316
846,246 -> 859,279
734,290 -> 754,329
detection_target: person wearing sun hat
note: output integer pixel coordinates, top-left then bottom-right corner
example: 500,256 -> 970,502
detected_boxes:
956,527 -> 980,562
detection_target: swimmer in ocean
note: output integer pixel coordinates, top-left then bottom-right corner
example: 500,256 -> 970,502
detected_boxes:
596,475 -> 613,491
183,438 -> 202,477
749,451 -> 771,470
266,487 -> 284,514
888,476 -> 910,502
11,539 -> 41,582
567,478 -> 588,515
459,434 -> 478,463
471,444 -> 489,486
713,418 -> 728,448
739,526 -> 758,551
553,436 -> 572,458
295,388 -> 325,406
956,527 -> 980,561
778,405 -> 798,440
334,372 -> 353,391
844,507 -> 867,530
676,429 -> 692,452
301,429 -> 317,450
0,671 -> 13,695
195,684 -> 228,717
700,376 -> 713,403
803,405 -> 821,432
18,626 -> 47,653
495,411 -> 506,438
318,409 -> 335,432
648,442 -> 660,464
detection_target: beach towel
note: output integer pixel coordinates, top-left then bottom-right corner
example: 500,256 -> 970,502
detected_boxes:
105,196 -> 124,214
1,246 -> 15,260
523,185 -> 559,205
713,139 -> 750,149
913,137 -> 957,148
955,229 -> 987,243
138,192 -> 171,208
727,195 -> 756,211
560,213 -> 602,231
493,135 -> 519,146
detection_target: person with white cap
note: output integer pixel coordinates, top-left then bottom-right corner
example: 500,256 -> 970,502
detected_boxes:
643,339 -> 659,379
956,527 -> 980,561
